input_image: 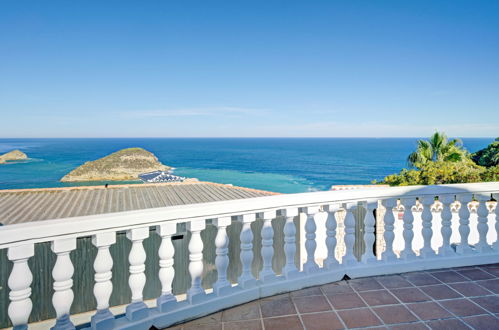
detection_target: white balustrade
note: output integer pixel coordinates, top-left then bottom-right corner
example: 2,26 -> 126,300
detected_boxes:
91,232 -> 116,329
213,217 -> 232,295
456,194 -> 473,254
51,238 -> 76,330
475,194 -> 493,253
361,201 -> 377,263
7,244 -> 34,330
494,193 -> 499,251
126,227 -> 149,320
323,204 -> 340,268
381,198 -> 397,261
187,219 -> 206,303
342,202 -> 358,265
259,210 -> 277,282
400,198 -> 416,259
420,196 -> 436,258
303,206 -> 320,272
238,213 -> 257,288
281,208 -> 300,278
156,223 -> 177,312
439,195 -> 455,256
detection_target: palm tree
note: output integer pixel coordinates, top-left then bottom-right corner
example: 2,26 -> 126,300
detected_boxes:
407,132 -> 467,168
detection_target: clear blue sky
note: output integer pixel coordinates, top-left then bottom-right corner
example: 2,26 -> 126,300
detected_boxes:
1,0 -> 498,137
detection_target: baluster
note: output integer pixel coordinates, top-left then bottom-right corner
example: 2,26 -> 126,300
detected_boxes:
281,208 -> 300,278
51,238 -> 76,330
361,201 -> 377,263
381,199 -> 397,261
259,210 -> 277,282
439,194 -> 456,256
187,219 -> 206,303
213,217 -> 232,295
456,194 -> 473,254
342,202 -> 358,265
400,198 -> 416,260
7,244 -> 34,330
493,193 -> 499,251
156,223 -> 177,312
238,213 -> 257,288
323,204 -> 340,268
303,206 -> 320,273
475,194 -> 493,253
91,232 -> 116,329
420,196 -> 436,258
126,227 -> 149,320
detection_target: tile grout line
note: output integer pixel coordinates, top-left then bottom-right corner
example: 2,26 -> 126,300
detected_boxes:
318,281 -> 349,329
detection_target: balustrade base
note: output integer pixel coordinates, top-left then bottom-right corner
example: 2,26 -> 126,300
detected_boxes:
91,309 -> 115,330
51,314 -> 75,330
213,283 -> 234,296
157,294 -> 177,313
125,301 -> 149,321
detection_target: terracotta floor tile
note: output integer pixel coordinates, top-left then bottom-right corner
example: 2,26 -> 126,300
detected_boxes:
376,274 -> 413,288
183,322 -> 222,330
439,298 -> 488,317
390,322 -> 429,330
349,278 -> 383,291
293,295 -> 331,313
480,265 -> 499,277
420,284 -> 461,300
471,295 -> 499,313
290,286 -> 323,297
458,268 -> 495,280
301,311 -> 344,330
359,289 -> 398,306
425,318 -> 470,330
477,279 -> 499,293
404,272 -> 441,286
327,292 -> 366,309
390,287 -> 431,303
222,302 -> 260,322
338,308 -> 382,328
182,312 -> 222,325
260,296 -> 297,318
429,271 -> 468,283
462,314 -> 499,329
263,316 -> 303,330
321,281 -> 354,295
449,282 -> 491,297
223,319 -> 262,330
372,305 -> 418,324
407,302 -> 453,320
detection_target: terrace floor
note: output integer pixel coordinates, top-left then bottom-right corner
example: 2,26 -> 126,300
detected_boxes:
166,264 -> 499,330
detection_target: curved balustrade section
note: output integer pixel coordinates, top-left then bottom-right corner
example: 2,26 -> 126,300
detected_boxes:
0,182 -> 498,330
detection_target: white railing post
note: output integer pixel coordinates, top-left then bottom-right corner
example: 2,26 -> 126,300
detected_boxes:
156,223 -> 177,312
361,200 -> 377,264
238,213 -> 257,288
400,197 -> 416,260
475,194 -> 493,253
381,198 -> 398,261
456,194 -> 473,254
420,196 -> 436,258
439,194 -> 456,256
493,194 -> 499,251
51,238 -> 76,330
259,210 -> 277,282
187,219 -> 206,303
281,208 -> 300,278
126,227 -> 150,320
7,244 -> 34,330
213,217 -> 232,295
302,206 -> 320,273
342,202 -> 358,265
91,232 -> 116,330
323,204 -> 340,268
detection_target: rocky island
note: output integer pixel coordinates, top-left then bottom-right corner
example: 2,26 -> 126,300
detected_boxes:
61,147 -> 171,182
0,149 -> 28,164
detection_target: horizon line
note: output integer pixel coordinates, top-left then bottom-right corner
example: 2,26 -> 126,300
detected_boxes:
0,136 -> 496,139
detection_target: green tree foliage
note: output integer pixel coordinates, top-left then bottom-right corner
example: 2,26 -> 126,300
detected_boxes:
407,131 -> 467,168
471,138 -> 499,167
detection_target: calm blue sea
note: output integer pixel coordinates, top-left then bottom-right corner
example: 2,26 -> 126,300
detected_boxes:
0,138 -> 494,193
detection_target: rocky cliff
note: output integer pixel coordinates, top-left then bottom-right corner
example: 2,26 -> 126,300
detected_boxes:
60,147 -> 170,182
0,150 -> 28,164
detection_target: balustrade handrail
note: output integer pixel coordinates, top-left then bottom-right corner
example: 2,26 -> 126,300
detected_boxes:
1,182 -> 498,248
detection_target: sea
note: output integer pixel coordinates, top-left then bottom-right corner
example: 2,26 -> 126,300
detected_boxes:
0,138 -> 494,193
